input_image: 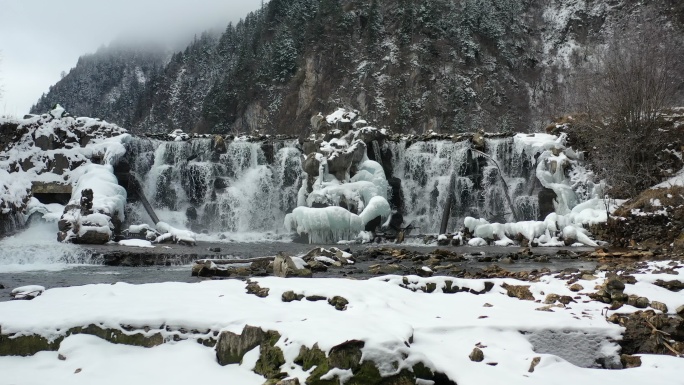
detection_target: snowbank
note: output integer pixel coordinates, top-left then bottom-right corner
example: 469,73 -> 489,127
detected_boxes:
1,264 -> 683,384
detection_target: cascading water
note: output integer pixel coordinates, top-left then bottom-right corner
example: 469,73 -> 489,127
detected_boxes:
122,134 -> 551,237
0,222 -> 96,272
388,136 -> 543,234
124,137 -> 302,234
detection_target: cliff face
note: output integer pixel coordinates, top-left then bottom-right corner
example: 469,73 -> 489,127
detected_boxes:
32,0 -> 684,135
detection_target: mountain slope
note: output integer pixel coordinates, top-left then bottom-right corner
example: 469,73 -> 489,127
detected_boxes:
32,0 -> 684,135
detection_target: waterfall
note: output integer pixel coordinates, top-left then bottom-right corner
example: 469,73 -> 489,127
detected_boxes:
124,137 -> 302,234
388,136 -> 543,234
123,135 -> 548,237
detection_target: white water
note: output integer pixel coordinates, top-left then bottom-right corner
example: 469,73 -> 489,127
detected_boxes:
0,222 -> 95,272
389,137 -> 542,233
127,138 -> 302,234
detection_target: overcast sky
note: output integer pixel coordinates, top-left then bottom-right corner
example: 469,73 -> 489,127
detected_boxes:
0,0 -> 262,115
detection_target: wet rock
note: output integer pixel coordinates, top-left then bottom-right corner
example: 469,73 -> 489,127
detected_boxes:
469,347 -> 484,362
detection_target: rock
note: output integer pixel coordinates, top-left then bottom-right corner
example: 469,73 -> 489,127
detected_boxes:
273,255 -> 312,278
306,259 -> 328,272
605,278 -> 626,294
274,379 -> 300,385
73,229 -> 110,245
310,113 -> 326,132
620,354 -> 642,368
212,135 -> 227,154
653,279 -> 684,292
569,283 -> 584,292
501,283 -> 535,301
469,347 -> 484,362
10,285 -> 45,300
415,266 -> 433,277
215,325 -> 266,365
650,301 -> 668,313
281,291 -> 304,302
246,281 -> 270,298
676,305 -> 684,317
544,294 -> 560,304
369,264 -> 402,275
528,357 -> 541,372
328,296 -> 349,311
306,295 -> 327,302
302,153 -> 321,177
627,295 -> 650,309
558,296 -> 575,305
471,131 -> 486,152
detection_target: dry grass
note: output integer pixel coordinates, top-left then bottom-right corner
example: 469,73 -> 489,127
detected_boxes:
615,186 -> 684,216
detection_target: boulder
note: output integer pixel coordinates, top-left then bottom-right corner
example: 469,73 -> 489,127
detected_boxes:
273,255 -> 312,278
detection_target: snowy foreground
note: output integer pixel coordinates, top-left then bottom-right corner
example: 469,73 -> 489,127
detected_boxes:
1,262 -> 683,385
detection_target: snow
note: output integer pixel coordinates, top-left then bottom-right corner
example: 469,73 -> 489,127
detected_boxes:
155,222 -> 197,245
10,285 -> 46,299
653,167 -> 684,188
118,239 -> 155,248
1,266 -> 683,384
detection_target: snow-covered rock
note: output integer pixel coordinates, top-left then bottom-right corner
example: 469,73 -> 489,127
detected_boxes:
286,111 -> 392,243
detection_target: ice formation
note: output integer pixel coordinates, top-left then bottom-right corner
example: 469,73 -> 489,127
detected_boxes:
461,133 -> 605,247
285,109 -> 392,243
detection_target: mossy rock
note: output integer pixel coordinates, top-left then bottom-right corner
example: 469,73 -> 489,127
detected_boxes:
254,331 -> 286,379
294,343 -> 327,371
254,343 -> 286,379
0,324 -> 163,357
68,324 -> 163,347
0,333 -> 63,356
216,325 -> 268,366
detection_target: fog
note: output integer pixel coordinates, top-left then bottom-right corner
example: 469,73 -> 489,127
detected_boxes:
0,0 -> 262,115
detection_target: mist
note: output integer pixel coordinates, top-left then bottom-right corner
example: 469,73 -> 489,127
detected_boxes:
0,0 -> 262,115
